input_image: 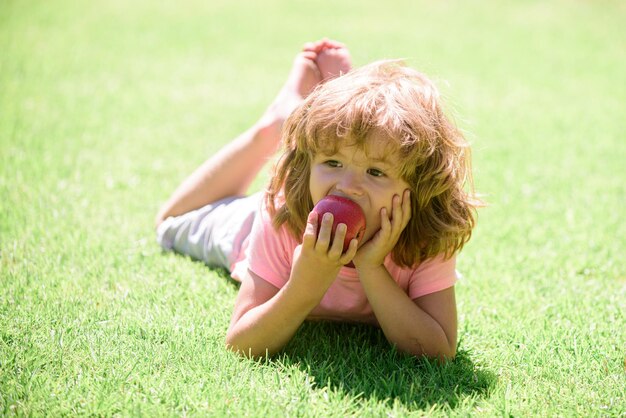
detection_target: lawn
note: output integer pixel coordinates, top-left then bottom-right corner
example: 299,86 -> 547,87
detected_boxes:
1,0 -> 625,415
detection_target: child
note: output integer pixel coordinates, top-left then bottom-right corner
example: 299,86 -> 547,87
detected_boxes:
155,39 -> 479,360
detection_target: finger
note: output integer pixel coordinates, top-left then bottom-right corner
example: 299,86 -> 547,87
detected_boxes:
315,212 -> 333,251
392,193 -> 408,234
340,238 -> 359,264
391,194 -> 402,224
302,211 -> 318,249
389,192 -> 409,232
401,189 -> 412,226
379,207 -> 392,238
328,223 -> 347,258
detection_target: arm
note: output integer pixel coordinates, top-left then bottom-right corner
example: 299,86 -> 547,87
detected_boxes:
225,268 -> 321,357
226,211 -> 359,357
357,266 -> 457,360
353,190 -> 457,360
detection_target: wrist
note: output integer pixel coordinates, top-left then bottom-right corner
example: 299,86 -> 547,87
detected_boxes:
286,268 -> 336,306
355,263 -> 387,281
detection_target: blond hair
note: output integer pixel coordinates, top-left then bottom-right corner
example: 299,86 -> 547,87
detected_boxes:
266,60 -> 481,267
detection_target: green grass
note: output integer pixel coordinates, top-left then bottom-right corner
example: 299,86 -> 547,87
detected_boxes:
1,0 -> 625,415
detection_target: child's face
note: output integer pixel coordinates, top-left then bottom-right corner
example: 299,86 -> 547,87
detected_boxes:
309,136 -> 411,245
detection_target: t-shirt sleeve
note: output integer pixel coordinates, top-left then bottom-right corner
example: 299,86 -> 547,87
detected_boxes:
407,254 -> 458,299
244,206 -> 296,289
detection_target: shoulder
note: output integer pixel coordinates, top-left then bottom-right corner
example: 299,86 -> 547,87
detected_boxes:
385,252 -> 456,274
244,196 -> 299,288
253,197 -> 299,249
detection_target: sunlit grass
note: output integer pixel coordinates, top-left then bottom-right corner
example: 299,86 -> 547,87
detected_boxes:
1,0 -> 624,415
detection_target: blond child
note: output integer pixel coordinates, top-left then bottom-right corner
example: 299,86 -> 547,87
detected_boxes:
156,39 -> 479,360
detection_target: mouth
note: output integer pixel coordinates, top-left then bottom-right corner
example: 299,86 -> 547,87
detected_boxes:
327,192 -> 359,204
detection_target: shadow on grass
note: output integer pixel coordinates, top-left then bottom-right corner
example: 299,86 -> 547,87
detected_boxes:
272,321 -> 496,411
205,266 -> 495,410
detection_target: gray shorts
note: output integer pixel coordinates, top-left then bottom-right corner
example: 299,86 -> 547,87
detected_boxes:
156,192 -> 262,270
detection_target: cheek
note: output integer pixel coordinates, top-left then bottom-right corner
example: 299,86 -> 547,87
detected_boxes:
362,204 -> 382,237
370,185 -> 396,208
361,214 -> 382,243
366,182 -> 406,216
308,167 -> 328,203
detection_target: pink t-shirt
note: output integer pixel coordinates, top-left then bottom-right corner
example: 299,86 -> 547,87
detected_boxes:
231,199 -> 457,325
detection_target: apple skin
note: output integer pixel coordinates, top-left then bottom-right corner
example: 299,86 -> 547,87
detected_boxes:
312,195 -> 366,252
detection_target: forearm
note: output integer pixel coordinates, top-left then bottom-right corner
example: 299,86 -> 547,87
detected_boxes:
226,280 -> 324,357
226,212 -> 355,357
359,266 -> 456,360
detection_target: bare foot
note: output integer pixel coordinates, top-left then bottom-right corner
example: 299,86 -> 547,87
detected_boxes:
282,50 -> 323,100
257,39 -> 351,145
259,48 -> 323,139
304,38 -> 352,81
316,47 -> 352,80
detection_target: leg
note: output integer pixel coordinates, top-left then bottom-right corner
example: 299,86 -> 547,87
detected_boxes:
155,45 -> 324,227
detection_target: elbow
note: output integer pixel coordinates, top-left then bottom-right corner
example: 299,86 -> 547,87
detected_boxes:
402,338 -> 456,362
224,344 -> 270,360
224,333 -> 242,355
225,341 -> 248,357
436,344 -> 456,363
425,331 -> 457,363
155,202 -> 175,230
154,210 -> 166,230
428,339 -> 456,363
224,334 -> 272,359
414,347 -> 456,363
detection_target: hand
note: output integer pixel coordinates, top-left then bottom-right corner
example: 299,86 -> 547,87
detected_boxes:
352,190 -> 412,270
289,211 -> 359,289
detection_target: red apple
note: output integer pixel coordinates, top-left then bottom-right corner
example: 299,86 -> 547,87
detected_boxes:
312,195 -> 366,252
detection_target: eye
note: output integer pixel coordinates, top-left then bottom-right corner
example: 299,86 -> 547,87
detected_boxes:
367,168 -> 386,178
324,160 -> 342,168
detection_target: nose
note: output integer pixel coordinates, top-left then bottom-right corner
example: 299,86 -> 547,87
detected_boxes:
336,170 -> 364,196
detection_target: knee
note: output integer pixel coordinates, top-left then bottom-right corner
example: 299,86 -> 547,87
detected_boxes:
155,214 -> 165,231
155,206 -> 170,231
